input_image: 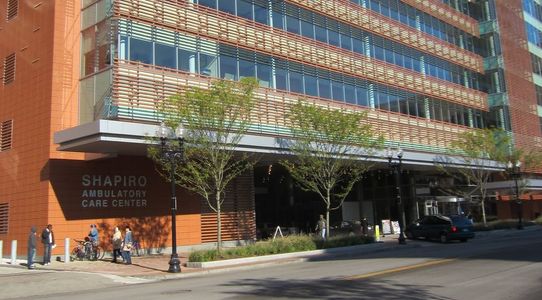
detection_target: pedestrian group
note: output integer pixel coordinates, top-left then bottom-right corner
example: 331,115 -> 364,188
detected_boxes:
26,223 -> 134,269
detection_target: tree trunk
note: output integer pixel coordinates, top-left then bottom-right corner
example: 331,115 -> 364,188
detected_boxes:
325,201 -> 330,240
481,198 -> 487,226
216,193 -> 222,253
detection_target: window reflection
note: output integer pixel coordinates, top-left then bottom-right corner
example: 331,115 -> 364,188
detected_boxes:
155,43 -> 176,69
130,38 -> 153,64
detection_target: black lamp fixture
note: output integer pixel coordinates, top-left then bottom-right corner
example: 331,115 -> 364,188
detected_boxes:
387,147 -> 407,245
506,160 -> 523,230
158,121 -> 185,273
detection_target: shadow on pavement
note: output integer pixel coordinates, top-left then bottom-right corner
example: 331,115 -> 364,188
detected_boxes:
221,277 -> 451,300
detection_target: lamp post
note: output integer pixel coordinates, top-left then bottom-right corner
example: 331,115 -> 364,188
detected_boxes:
387,147 -> 407,245
506,160 -> 523,230
158,121 -> 185,273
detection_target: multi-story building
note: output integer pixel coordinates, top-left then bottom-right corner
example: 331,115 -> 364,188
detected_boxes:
1,0 -> 541,258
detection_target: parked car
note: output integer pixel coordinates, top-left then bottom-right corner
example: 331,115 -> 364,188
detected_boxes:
405,215 -> 475,243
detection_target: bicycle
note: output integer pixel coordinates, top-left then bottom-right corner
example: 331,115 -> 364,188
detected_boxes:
71,238 -> 105,261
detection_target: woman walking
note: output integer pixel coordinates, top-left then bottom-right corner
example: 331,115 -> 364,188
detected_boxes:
112,227 -> 123,263
121,226 -> 133,265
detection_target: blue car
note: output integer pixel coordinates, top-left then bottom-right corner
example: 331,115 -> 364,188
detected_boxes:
405,215 -> 475,243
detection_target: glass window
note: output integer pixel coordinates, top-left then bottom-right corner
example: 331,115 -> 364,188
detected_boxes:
199,52 -> 218,77
239,58 -> 255,79
237,0 -> 253,20
374,44 -> 384,60
275,67 -> 288,91
155,43 -> 176,69
389,94 -> 399,113
82,28 -> 96,76
352,38 -> 364,55
315,25 -> 327,43
328,30 -> 340,47
130,38 -> 153,64
254,3 -> 268,25
377,91 -> 389,110
417,98 -> 426,118
408,98 -> 418,117
273,11 -> 284,29
218,0 -> 236,15
286,15 -> 300,34
290,71 -> 304,94
304,74 -> 318,97
344,84 -> 356,104
257,63 -> 272,88
332,80 -> 344,101
341,33 -> 352,51
432,101 -> 442,121
356,86 -> 368,107
179,49 -> 196,72
301,20 -> 314,39
318,78 -> 331,99
199,0 -> 216,8
220,55 -> 237,80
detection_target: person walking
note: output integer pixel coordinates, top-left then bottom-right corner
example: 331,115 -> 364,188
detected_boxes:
112,226 -> 123,263
88,224 -> 99,245
315,214 -> 326,240
121,226 -> 133,265
27,226 -> 37,269
41,224 -> 54,265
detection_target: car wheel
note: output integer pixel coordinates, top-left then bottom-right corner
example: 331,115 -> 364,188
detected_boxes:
460,238 -> 467,243
405,231 -> 414,240
439,233 -> 448,243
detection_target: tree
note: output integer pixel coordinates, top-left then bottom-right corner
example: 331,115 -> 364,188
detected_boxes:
504,147 -> 542,196
149,77 -> 258,253
280,100 -> 383,239
435,128 -> 510,226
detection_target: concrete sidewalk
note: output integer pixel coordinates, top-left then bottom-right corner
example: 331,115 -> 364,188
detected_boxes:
0,234 -> 409,280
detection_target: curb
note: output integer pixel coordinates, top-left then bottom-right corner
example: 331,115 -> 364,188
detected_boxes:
147,242 -> 421,280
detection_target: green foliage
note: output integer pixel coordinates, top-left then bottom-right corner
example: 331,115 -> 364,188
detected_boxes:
435,128 -> 511,226
280,100 -> 383,237
188,234 -> 374,262
148,78 -> 259,252
314,234 -> 375,249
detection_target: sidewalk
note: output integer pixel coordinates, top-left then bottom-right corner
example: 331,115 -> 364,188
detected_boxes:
0,234 -> 410,280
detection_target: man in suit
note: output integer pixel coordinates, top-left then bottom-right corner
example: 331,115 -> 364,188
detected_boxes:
41,224 -> 54,265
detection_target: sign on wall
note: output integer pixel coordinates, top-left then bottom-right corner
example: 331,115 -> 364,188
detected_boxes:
80,175 -> 148,208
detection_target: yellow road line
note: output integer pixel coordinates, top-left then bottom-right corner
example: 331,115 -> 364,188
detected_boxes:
345,258 -> 456,280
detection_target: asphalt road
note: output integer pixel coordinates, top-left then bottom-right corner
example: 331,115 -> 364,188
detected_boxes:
4,228 -> 542,300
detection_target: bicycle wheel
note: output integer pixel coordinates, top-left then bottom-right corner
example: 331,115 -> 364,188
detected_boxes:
71,247 -> 84,261
88,247 -> 99,261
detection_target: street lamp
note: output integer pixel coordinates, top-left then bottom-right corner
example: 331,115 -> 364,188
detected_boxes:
158,121 -> 185,273
506,160 -> 523,230
387,147 -> 407,245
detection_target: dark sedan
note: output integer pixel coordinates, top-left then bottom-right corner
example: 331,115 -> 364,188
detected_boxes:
405,215 -> 475,243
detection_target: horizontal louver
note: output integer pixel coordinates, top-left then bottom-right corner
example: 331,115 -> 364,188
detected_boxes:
0,203 -> 8,234
3,53 -> 15,85
1,120 -> 13,152
6,0 -> 18,21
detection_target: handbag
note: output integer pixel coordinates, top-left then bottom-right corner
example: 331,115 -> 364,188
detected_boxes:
122,242 -> 132,252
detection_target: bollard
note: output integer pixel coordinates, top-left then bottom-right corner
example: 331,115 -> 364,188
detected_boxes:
0,240 -> 3,264
64,238 -> 70,263
375,225 -> 381,242
10,240 -> 17,265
